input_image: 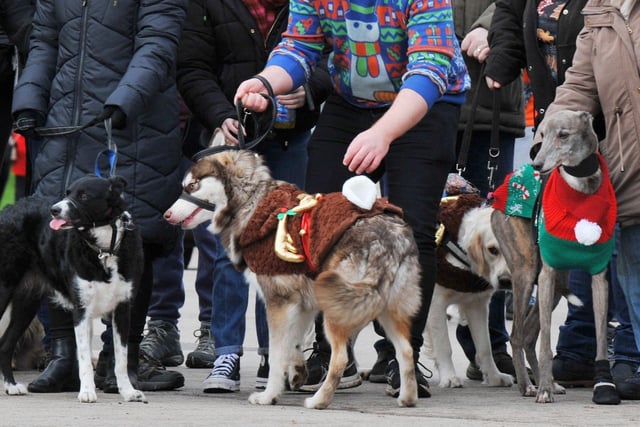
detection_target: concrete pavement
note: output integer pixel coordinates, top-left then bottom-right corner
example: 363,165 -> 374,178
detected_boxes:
5,261 -> 640,427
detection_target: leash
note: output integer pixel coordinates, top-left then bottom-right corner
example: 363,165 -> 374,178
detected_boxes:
93,118 -> 118,178
191,75 -> 277,162
457,63 -> 502,192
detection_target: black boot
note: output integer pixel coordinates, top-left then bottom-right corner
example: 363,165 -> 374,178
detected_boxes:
28,336 -> 79,393
103,342 -> 140,394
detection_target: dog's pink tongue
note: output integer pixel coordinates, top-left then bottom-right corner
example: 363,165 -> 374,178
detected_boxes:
49,218 -> 66,230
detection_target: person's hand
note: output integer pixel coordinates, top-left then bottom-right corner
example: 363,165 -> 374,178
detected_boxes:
277,86 -> 306,110
220,117 -> 240,145
96,105 -> 127,129
485,75 -> 503,90
342,128 -> 392,175
235,77 -> 271,113
461,27 -> 490,63
13,109 -> 45,138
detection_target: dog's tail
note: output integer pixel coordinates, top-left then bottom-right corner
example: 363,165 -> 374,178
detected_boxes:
314,271 -> 386,328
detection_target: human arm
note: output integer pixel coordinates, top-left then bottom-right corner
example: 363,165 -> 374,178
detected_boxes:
106,0 -> 187,121
0,0 -> 34,56
484,0 -> 527,89
460,3 -> 495,63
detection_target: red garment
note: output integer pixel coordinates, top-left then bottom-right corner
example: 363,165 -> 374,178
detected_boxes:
11,133 -> 27,177
241,0 -> 287,39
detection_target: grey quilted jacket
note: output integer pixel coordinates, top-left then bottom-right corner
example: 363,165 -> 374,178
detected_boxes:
12,0 -> 187,247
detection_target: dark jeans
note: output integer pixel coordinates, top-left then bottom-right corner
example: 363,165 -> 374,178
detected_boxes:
308,94 -> 459,359
556,229 -> 640,364
454,130 -> 515,361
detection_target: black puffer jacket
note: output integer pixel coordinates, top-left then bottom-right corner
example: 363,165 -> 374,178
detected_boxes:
486,0 -> 588,128
176,0 -> 332,139
12,0 -> 187,248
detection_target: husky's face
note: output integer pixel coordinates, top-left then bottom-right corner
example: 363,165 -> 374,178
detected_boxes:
164,165 -> 229,232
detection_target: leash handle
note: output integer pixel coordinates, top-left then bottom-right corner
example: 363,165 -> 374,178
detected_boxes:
94,118 -> 118,178
235,75 -> 277,150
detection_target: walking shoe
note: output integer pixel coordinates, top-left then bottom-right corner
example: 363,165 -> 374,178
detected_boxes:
298,342 -> 363,392
255,354 -> 269,389
552,355 -> 594,387
612,361 -> 640,400
385,358 -> 431,398
368,339 -> 394,383
139,319 -> 184,367
185,322 -> 215,369
136,353 -> 185,391
203,353 -> 241,393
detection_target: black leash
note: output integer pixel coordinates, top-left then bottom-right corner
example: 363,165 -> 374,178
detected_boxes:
457,63 -> 502,191
191,75 -> 277,162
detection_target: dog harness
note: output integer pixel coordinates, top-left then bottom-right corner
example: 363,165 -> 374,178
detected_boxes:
238,184 -> 403,277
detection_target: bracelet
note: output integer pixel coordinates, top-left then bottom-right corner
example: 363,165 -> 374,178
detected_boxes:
251,74 -> 275,99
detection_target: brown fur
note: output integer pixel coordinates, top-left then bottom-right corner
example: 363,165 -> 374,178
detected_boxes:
164,149 -> 422,409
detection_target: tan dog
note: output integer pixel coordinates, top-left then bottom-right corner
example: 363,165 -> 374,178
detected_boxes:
426,194 -> 513,388
164,148 -> 422,409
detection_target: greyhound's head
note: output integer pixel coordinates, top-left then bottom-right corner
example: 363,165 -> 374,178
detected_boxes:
532,110 -> 598,174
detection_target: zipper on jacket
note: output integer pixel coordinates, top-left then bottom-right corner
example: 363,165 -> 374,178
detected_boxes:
63,1 -> 90,193
614,107 -> 625,172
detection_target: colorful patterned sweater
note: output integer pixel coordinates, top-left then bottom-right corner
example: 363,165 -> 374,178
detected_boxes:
268,0 -> 469,108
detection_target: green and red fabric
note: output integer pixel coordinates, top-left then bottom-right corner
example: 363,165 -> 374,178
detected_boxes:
538,153 -> 617,274
490,163 -> 541,219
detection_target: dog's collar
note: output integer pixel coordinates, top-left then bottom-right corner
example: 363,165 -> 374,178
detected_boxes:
562,152 -> 599,177
440,232 -> 471,269
83,213 -> 132,264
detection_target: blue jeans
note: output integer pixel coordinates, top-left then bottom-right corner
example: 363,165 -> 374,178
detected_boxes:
454,130 -> 515,361
146,229 -> 186,323
209,131 -> 310,356
556,228 -> 640,364
615,224 -> 640,361
307,94 -> 459,357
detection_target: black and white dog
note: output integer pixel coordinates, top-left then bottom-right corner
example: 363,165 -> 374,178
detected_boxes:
0,175 -> 146,403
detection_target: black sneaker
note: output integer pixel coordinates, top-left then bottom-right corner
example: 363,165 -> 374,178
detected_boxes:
298,342 -> 362,392
203,353 -> 241,393
466,361 -> 483,381
612,361 -> 640,400
255,354 -> 269,389
140,319 -> 184,367
186,322 -> 215,369
136,354 -> 185,391
552,355 -> 594,388
368,339 -> 394,383
385,358 -> 431,398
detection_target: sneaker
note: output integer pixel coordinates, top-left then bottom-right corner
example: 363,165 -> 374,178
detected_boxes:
466,361 -> 483,381
186,322 -> 215,369
385,358 -> 431,398
255,354 -> 269,389
140,319 -> 184,367
136,354 -> 185,391
466,353 -> 531,383
298,342 -> 363,392
612,361 -> 640,400
203,353 -> 241,393
552,355 -> 594,388
368,339 -> 394,383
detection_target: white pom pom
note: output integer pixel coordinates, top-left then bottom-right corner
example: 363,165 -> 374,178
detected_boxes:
342,175 -> 377,210
574,219 -> 602,246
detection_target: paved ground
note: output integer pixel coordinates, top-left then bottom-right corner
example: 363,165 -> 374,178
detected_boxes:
5,250 -> 640,426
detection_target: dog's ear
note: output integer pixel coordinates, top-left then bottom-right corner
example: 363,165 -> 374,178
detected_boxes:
467,233 -> 489,279
108,176 -> 127,196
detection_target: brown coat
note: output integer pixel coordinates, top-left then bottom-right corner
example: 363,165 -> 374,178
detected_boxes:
540,0 -> 640,228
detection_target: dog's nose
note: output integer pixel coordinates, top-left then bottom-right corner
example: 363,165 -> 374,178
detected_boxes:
498,277 -> 512,290
531,161 -> 543,171
50,206 -> 61,217
163,210 -> 172,220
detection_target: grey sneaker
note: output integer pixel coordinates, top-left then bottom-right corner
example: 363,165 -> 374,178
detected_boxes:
203,353 -> 241,393
140,320 -> 184,367
186,322 -> 215,369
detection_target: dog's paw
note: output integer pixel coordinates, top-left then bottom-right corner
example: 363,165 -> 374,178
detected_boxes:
552,382 -> 566,394
77,389 -> 98,403
304,395 -> 331,410
535,388 -> 555,403
485,373 -> 514,387
122,389 -> 147,403
523,384 -> 537,397
438,376 -> 463,388
397,393 -> 418,408
4,382 -> 28,395
288,364 -> 307,390
248,391 -> 278,405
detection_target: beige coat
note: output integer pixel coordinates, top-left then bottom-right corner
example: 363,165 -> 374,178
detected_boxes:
541,0 -> 640,228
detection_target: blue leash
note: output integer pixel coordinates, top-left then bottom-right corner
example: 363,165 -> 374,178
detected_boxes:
94,118 -> 117,178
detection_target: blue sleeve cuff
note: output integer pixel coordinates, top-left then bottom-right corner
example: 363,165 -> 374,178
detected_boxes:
402,75 -> 442,109
268,54 -> 308,90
